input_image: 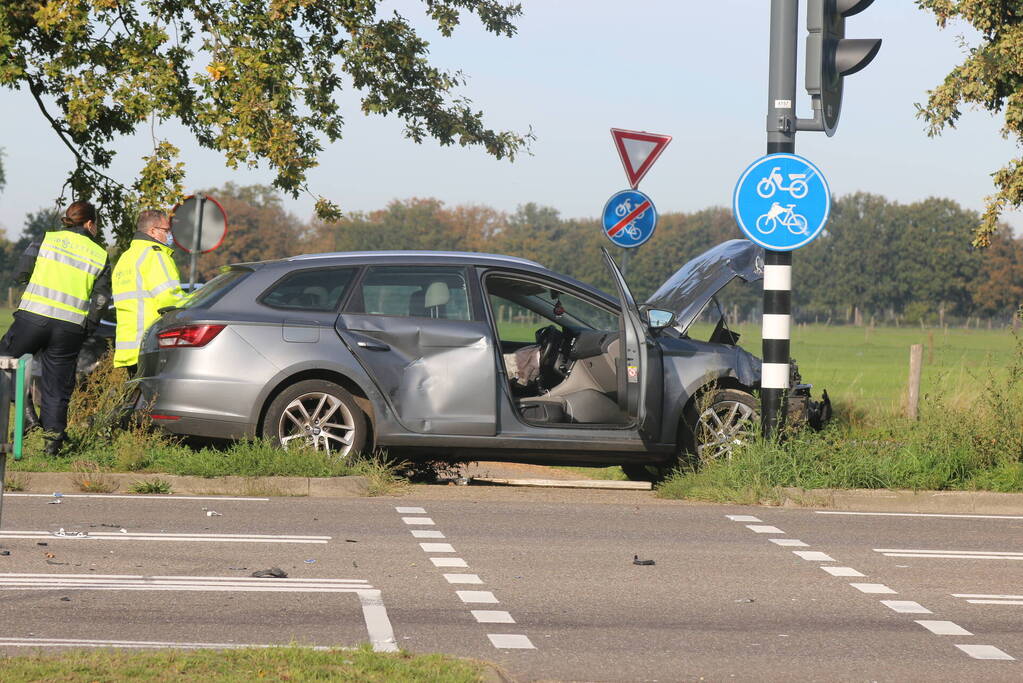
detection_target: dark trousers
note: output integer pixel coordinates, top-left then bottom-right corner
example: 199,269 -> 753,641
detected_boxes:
0,313 -> 85,435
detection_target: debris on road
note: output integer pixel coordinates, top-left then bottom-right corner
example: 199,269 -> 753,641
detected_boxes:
304,559 -> 316,564
60,596 -> 71,601
228,567 -> 247,571
48,492 -> 63,504
46,559 -> 68,566
345,539 -> 358,543
36,542 -> 48,547
734,598 -> 755,604
251,567 -> 288,578
53,528 -> 89,538
632,555 -> 655,566
0,550 -> 10,556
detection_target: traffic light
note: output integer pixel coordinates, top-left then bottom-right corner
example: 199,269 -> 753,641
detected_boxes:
805,0 -> 882,136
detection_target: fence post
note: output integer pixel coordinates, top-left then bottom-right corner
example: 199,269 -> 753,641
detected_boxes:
907,344 -> 923,420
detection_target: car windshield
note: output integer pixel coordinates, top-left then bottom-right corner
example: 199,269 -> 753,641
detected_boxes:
180,267 -> 251,309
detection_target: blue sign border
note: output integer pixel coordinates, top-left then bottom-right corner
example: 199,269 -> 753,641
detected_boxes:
602,189 -> 657,249
732,153 -> 830,251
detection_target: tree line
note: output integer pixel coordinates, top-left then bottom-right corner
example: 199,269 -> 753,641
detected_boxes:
2,184 -> 1019,324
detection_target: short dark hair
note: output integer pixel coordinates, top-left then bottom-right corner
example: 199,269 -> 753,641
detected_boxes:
137,209 -> 168,233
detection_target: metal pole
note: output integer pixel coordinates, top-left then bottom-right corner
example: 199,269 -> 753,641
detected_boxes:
188,195 -> 206,290
762,0 -> 798,439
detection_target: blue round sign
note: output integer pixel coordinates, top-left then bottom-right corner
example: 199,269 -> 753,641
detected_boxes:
732,154 -> 830,251
602,189 -> 657,248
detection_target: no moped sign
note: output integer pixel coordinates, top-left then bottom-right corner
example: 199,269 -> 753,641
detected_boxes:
733,154 -> 830,251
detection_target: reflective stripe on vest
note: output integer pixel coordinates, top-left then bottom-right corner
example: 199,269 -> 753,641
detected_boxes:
18,231 -> 107,326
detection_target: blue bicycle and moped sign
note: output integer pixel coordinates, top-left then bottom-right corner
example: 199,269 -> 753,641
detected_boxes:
602,189 -> 657,249
732,153 -> 830,251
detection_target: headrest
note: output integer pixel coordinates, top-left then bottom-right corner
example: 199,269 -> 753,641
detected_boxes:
424,282 -> 450,308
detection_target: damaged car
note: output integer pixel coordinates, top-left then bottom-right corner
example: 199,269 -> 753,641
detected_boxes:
137,239 -> 830,478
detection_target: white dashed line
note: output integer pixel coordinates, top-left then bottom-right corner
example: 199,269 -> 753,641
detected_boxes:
726,515 -> 762,522
419,543 -> 455,553
881,600 -> 931,614
821,566 -> 865,577
402,517 -> 435,525
444,574 -> 483,585
410,530 -> 445,538
746,525 -> 784,534
961,599 -> 1023,606
876,548 -> 1023,561
915,620 -> 973,636
955,644 -> 1015,660
395,507 -> 426,514
457,591 -> 499,604
793,551 -> 835,562
472,610 -> 515,624
770,539 -> 809,547
818,511 -> 1023,520
851,583 -> 897,595
488,634 -> 535,649
430,557 -> 468,568
954,594 -> 1023,600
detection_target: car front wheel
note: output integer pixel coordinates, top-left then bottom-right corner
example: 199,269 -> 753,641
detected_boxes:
685,388 -> 759,464
263,379 -> 367,458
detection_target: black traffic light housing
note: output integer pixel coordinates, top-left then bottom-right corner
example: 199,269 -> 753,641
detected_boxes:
805,0 -> 882,136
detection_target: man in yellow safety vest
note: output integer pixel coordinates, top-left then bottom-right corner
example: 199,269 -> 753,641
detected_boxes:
112,210 -> 188,376
0,200 -> 111,455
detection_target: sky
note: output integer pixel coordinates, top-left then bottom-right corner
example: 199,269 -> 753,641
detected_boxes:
1,0 -> 1020,239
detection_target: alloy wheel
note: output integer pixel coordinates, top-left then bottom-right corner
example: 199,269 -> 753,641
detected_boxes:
695,399 -> 757,461
278,391 -> 357,456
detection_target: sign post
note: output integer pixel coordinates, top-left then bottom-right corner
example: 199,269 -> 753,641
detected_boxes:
171,194 -> 229,289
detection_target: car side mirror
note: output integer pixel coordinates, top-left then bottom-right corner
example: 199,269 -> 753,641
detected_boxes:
643,308 -> 675,329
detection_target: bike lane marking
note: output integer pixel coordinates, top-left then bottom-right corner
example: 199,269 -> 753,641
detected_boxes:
606,201 -> 651,237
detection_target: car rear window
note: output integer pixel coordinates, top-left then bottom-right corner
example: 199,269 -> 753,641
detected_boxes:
259,267 -> 356,311
180,267 -> 251,309
349,266 -> 471,321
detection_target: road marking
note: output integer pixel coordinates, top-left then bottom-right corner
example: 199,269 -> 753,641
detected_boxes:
822,566 -> 865,577
954,594 -> 1023,605
726,515 -> 762,522
444,573 -> 483,585
0,573 -> 396,652
487,634 -> 535,649
395,507 -> 425,514
746,525 -> 784,534
411,530 -> 445,538
817,511 -> 1023,521
876,548 -> 1023,561
916,621 -> 973,636
881,600 -> 931,614
0,531 -> 330,544
402,517 -> 434,525
5,494 -> 269,502
962,600 -> 1023,605
472,610 -> 515,624
955,644 -> 1015,660
420,543 -> 455,553
851,583 -> 897,595
793,551 -> 834,562
457,590 -> 498,604
0,636 -> 332,651
770,539 -> 809,547
431,558 -> 468,568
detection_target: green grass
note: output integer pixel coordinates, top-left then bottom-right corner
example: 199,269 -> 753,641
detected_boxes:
0,645 -> 490,682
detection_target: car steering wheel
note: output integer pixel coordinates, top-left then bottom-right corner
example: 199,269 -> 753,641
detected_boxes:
534,325 -> 565,390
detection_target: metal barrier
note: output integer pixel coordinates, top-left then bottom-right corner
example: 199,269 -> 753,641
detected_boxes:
0,354 -> 32,529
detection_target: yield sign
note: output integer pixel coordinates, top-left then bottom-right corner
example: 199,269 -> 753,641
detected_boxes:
611,128 -> 672,189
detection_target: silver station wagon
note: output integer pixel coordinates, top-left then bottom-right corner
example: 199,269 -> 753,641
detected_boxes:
138,240 -> 829,478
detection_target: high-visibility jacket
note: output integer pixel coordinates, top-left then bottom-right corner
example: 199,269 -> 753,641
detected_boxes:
18,230 -> 109,326
112,237 -> 187,367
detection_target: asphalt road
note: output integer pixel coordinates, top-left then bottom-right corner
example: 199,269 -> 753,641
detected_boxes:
1,486 -> 1022,681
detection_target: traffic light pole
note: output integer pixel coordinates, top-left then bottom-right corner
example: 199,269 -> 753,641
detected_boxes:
761,0 -> 798,439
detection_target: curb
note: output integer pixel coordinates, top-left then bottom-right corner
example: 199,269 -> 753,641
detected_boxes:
778,487 -> 1023,515
3,471 -> 370,498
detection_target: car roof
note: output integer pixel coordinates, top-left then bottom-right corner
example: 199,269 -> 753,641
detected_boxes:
287,250 -> 543,268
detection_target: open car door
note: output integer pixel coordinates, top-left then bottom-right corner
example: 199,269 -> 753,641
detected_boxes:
601,248 -> 662,436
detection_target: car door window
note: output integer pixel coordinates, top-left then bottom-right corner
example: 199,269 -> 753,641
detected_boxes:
259,267 -> 356,311
486,274 -> 618,341
349,266 -> 471,320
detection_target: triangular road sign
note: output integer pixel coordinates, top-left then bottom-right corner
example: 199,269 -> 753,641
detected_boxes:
611,128 -> 672,189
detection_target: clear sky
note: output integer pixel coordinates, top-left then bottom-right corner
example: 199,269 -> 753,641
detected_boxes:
1,0 -> 1019,238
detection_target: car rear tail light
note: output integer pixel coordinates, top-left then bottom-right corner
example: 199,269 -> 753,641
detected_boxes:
157,324 -> 226,348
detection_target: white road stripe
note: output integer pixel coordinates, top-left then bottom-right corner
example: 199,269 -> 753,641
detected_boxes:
881,600 -> 931,614
818,511 -> 1023,520
457,590 -> 498,604
357,589 -> 399,652
5,494 -> 268,502
954,593 -> 1023,600
851,583 -> 897,594
402,517 -> 434,525
410,530 -> 445,538
444,574 -> 483,585
793,551 -> 835,562
726,515 -> 762,522
955,644 -> 1015,660
746,525 -> 784,534
0,573 -> 365,583
0,531 -> 331,544
880,553 -> 1023,561
770,539 -> 809,547
487,634 -> 535,649
877,548 -> 1023,556
963,600 -> 1023,605
822,566 -> 865,577
915,621 -> 973,636
420,543 -> 455,553
431,558 -> 468,568
395,507 -> 425,514
0,637 -> 331,651
472,610 -> 515,624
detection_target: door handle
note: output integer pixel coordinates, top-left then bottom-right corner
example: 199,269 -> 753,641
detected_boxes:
357,341 -> 390,351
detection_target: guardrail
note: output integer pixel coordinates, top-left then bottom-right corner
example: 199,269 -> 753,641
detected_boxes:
0,354 -> 33,529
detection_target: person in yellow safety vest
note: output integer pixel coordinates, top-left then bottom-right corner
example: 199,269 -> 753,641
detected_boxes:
0,201 -> 111,456
112,210 -> 188,375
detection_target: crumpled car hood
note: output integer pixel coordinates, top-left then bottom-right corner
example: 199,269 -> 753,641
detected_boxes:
645,239 -> 764,333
